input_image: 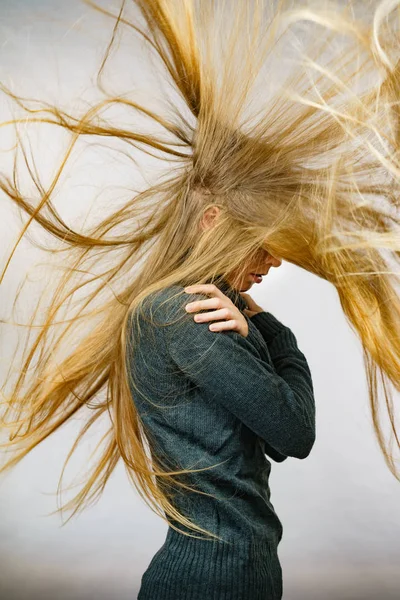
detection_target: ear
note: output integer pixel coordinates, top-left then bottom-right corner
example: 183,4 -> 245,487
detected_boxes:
200,205 -> 221,230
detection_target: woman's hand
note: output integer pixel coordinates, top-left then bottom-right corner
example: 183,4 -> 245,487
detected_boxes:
184,284 -> 249,337
240,292 -> 265,319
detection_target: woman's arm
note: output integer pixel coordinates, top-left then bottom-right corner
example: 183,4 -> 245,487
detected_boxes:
250,310 -> 315,462
159,289 -> 316,460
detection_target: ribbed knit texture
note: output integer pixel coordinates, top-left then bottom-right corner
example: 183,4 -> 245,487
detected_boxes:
126,277 -> 316,599
138,529 -> 282,599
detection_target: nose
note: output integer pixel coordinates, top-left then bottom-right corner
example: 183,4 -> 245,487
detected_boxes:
251,250 -> 282,273
269,254 -> 282,268
262,249 -> 282,268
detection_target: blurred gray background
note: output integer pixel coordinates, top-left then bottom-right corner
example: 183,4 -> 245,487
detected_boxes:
0,1 -> 399,599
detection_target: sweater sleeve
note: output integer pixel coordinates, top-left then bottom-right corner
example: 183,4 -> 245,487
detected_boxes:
162,291 -> 316,460
262,442 -> 288,463
250,311 -> 316,462
249,310 -> 290,345
250,311 -> 314,386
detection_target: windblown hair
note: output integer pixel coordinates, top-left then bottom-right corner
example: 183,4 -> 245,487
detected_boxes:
1,0 -> 400,542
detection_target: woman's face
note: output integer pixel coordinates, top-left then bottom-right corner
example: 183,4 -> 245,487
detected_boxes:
226,247 -> 282,292
199,206 -> 282,290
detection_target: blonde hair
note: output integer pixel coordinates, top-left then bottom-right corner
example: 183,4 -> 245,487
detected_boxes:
1,0 -> 400,542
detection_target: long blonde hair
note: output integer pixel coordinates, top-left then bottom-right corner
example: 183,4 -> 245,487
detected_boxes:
1,0 -> 400,542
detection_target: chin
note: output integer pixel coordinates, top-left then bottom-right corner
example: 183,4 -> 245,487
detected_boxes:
230,276 -> 253,292
238,281 -> 253,292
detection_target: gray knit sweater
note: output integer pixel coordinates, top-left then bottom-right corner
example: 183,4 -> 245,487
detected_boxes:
126,277 -> 316,600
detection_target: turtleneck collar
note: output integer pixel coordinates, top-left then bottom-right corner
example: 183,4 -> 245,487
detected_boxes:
206,275 -> 248,313
180,250 -> 248,312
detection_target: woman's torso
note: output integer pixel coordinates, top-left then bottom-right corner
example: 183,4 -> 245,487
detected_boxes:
127,286 -> 284,599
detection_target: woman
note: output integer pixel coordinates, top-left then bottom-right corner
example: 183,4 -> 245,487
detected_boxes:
1,1 -> 400,599
128,222 -> 313,598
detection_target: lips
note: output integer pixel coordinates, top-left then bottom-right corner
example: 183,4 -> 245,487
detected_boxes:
250,273 -> 263,283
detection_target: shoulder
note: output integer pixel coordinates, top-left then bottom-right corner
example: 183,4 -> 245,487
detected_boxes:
127,286 -> 186,347
141,284 -> 185,320
142,284 -> 211,323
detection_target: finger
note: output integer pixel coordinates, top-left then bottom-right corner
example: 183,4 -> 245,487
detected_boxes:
185,297 -> 223,313
184,285 -> 227,312
184,284 -> 221,294
208,319 -> 240,332
240,292 -> 252,303
240,292 -> 255,309
192,307 -> 233,323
